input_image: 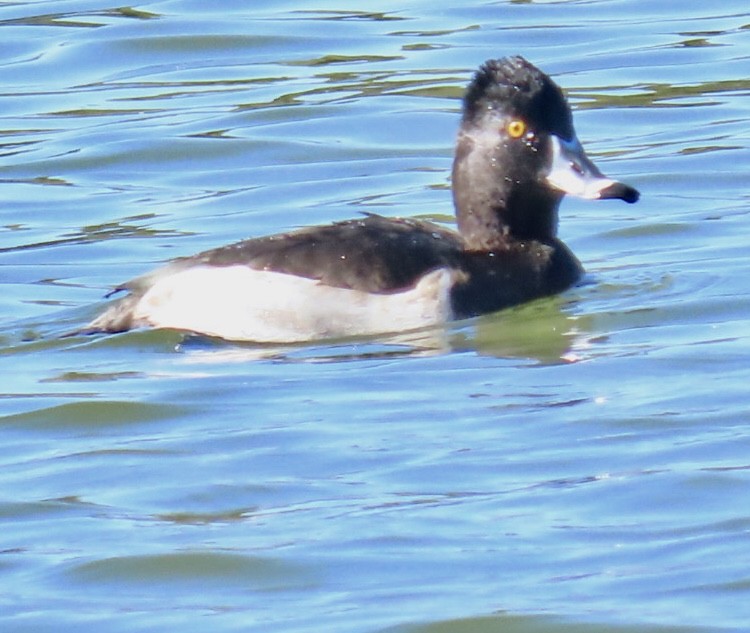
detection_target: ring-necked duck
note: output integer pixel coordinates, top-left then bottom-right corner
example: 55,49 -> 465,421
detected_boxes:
85,56 -> 639,342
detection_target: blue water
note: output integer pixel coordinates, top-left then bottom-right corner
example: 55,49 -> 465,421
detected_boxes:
1,1 -> 750,632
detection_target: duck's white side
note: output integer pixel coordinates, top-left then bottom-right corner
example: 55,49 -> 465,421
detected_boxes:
89,265 -> 458,342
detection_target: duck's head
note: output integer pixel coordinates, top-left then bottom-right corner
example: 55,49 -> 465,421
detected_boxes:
452,56 -> 639,249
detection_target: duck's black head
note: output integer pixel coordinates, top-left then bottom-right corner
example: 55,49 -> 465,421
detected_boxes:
452,56 -> 639,249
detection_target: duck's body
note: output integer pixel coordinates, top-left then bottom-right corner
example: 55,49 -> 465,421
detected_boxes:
86,56 -> 638,343
90,214 -> 582,341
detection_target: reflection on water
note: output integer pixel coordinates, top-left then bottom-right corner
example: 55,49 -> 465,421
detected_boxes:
1,1 -> 750,632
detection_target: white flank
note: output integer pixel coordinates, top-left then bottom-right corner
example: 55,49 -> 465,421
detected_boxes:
125,265 -> 457,342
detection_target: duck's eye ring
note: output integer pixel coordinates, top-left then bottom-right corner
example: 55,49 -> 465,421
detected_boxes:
507,120 -> 527,139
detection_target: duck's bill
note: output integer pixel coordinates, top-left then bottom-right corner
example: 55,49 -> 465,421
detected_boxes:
546,135 -> 639,204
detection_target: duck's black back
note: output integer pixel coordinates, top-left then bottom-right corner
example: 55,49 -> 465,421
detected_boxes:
187,214 -> 465,294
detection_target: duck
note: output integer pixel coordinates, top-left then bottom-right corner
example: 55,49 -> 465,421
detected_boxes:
84,56 -> 639,343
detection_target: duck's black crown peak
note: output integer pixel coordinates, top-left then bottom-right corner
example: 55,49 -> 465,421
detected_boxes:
462,56 -> 574,141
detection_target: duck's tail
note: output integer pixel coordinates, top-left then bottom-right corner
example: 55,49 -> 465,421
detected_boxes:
64,294 -> 141,337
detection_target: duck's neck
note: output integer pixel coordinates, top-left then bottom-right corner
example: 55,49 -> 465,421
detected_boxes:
451,133 -> 562,250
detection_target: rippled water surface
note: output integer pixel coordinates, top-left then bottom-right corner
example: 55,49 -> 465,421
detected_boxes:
2,1 -> 750,632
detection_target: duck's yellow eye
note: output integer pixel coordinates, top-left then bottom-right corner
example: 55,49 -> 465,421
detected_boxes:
507,119 -> 527,139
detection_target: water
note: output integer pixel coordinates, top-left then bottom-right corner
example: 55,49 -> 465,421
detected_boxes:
1,1 -> 750,631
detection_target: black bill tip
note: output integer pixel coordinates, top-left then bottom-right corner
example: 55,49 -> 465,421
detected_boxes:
599,182 -> 640,204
